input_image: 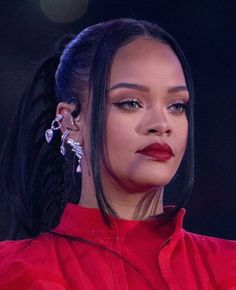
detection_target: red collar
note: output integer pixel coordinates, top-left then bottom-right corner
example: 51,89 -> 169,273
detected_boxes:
54,203 -> 186,241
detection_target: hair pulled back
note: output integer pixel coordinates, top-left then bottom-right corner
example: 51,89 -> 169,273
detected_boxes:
0,18 -> 194,239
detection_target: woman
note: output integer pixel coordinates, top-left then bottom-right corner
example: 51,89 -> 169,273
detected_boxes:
0,18 -> 236,289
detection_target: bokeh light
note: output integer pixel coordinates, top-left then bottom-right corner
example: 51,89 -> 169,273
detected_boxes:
40,0 -> 89,23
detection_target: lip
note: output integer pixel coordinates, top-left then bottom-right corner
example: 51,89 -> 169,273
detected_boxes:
136,143 -> 174,162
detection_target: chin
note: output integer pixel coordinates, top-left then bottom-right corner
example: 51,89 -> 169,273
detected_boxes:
102,161 -> 179,193
125,171 -> 175,192
147,162 -> 181,186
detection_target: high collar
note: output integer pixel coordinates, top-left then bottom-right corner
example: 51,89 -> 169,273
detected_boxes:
54,203 -> 186,241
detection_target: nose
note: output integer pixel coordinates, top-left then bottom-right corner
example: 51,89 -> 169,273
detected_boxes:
138,107 -> 171,136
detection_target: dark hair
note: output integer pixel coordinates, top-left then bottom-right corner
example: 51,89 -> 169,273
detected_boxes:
0,18 -> 194,239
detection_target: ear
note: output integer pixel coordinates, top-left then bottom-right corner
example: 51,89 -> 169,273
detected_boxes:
56,102 -> 83,143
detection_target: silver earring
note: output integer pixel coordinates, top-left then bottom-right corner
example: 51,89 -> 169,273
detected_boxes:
67,138 -> 83,173
60,130 -> 70,156
45,114 -> 63,143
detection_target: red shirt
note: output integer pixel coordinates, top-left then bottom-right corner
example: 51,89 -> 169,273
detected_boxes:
0,203 -> 236,289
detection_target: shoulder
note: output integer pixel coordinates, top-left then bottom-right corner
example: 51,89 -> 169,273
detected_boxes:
0,234 -> 58,265
183,230 -> 236,288
0,235 -> 67,290
183,230 -> 236,255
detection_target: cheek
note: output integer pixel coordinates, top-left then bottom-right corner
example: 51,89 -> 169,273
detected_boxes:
176,117 -> 188,155
106,114 -> 133,154
183,118 -> 188,145
105,111 -> 140,169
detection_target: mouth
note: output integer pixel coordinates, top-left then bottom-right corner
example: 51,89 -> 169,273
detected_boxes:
136,143 -> 174,162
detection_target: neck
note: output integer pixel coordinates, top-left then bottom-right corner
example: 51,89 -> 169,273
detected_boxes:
106,188 -> 164,220
79,175 -> 164,220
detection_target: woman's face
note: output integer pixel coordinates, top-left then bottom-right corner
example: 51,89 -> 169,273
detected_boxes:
98,37 -> 189,194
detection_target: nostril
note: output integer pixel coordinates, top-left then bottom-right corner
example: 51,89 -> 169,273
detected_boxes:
148,129 -> 158,133
147,128 -> 171,135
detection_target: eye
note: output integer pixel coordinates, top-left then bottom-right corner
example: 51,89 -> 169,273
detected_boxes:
113,98 -> 143,110
167,100 -> 188,114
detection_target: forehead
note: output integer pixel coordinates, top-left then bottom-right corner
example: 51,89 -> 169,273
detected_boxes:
109,37 -> 186,88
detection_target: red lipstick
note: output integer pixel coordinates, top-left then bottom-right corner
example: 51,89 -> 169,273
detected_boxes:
137,143 -> 174,162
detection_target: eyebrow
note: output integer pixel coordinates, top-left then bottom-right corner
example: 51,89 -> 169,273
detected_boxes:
108,83 -> 149,92
167,85 -> 188,93
108,82 -> 188,94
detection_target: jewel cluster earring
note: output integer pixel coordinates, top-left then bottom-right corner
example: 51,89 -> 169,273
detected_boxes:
67,138 -> 83,173
60,129 -> 70,156
45,114 -> 83,173
45,114 -> 63,143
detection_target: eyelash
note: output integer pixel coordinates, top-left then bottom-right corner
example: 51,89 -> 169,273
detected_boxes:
113,98 -> 142,110
113,98 -> 188,113
167,100 -> 188,114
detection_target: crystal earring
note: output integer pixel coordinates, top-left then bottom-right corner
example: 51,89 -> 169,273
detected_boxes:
45,114 -> 63,143
60,130 -> 70,156
67,138 -> 83,173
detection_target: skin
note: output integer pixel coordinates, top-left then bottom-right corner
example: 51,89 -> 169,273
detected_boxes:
57,37 -> 189,220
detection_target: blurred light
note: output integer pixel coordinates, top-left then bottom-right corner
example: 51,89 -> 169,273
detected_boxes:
40,0 -> 89,23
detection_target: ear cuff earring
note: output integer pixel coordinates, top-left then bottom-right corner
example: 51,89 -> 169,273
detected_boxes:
67,138 -> 83,173
45,114 -> 63,143
60,129 -> 70,155
45,114 -> 83,173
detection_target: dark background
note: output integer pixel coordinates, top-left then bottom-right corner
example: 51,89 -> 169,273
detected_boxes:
0,0 -> 235,239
